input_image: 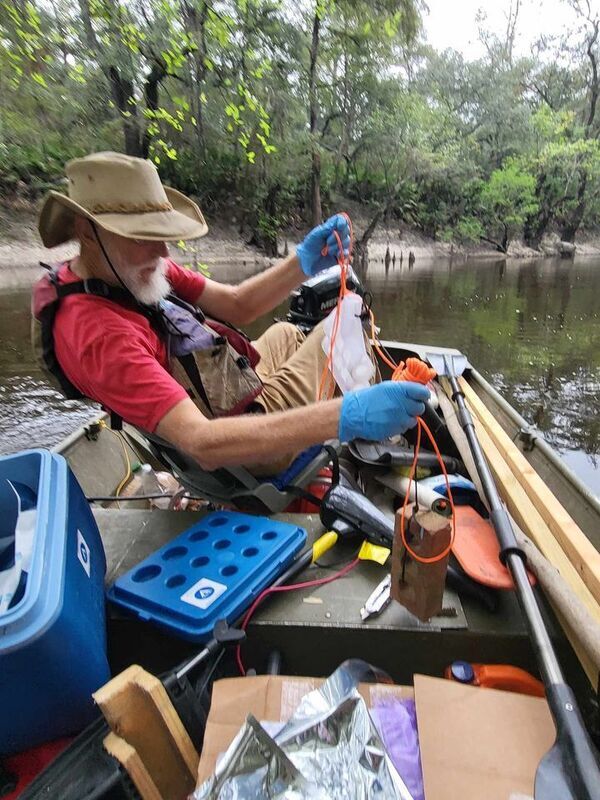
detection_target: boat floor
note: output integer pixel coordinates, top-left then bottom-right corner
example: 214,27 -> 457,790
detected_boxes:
96,507 -> 584,693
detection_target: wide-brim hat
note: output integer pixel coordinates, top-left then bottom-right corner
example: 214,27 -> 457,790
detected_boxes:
38,151 -> 208,247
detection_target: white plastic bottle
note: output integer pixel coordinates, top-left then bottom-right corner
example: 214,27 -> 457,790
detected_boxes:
139,464 -> 171,509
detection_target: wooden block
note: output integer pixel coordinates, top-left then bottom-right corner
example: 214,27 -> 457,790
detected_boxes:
459,376 -> 600,606
94,665 -> 199,800
103,732 -> 162,800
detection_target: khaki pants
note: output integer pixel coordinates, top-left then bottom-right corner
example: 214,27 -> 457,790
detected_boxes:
247,320 -> 376,475
246,321 -> 330,475
253,321 -> 331,413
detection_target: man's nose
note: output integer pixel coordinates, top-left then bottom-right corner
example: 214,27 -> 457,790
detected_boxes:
154,241 -> 169,257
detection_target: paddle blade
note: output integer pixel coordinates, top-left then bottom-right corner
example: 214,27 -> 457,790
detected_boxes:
426,351 -> 468,377
452,505 -> 536,589
535,684 -> 600,800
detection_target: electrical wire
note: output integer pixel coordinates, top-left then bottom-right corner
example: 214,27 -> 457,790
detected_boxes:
86,493 -> 212,503
236,557 -> 360,675
97,420 -> 132,508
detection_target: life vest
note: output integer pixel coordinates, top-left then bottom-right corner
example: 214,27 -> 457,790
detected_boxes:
31,264 -> 263,426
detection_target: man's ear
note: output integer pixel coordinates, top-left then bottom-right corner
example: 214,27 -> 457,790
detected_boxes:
73,214 -> 96,246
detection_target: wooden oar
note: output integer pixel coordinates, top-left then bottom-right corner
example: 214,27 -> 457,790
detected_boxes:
435,381 -> 600,684
427,351 -> 600,800
459,376 -> 600,605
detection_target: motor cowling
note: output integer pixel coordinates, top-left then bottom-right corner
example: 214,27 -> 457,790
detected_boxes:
287,264 -> 363,332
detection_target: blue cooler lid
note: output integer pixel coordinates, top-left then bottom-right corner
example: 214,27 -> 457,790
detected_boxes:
107,511 -> 307,642
0,451 -> 68,652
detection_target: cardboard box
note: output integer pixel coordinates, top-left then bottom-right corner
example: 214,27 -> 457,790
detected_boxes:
197,673 -> 555,798
197,675 -> 414,784
414,674 -> 555,800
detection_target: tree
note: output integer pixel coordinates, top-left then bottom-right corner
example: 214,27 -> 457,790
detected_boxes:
479,162 -> 538,252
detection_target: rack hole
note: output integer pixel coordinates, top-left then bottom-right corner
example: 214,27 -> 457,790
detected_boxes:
162,546 -> 188,560
233,524 -> 250,534
214,539 -> 231,550
132,565 -> 161,583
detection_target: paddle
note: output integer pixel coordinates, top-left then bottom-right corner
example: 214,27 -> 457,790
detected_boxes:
427,350 -> 600,800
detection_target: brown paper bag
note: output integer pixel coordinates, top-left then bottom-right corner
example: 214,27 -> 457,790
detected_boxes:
391,504 -> 450,621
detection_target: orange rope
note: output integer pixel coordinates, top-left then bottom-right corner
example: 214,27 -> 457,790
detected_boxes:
399,416 -> 456,564
318,212 -> 353,401
320,215 -> 453,563
368,318 -> 456,563
392,357 -> 437,384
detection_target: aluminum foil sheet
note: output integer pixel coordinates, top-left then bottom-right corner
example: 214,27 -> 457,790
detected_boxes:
194,715 -> 328,800
194,660 -> 414,800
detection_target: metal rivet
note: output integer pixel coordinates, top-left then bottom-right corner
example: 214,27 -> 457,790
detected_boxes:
565,703 -> 574,712
325,612 -> 331,619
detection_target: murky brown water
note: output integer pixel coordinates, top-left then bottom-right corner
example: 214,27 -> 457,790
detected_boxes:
0,256 -> 598,494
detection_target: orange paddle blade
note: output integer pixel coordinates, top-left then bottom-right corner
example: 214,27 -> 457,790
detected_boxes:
452,505 -> 536,589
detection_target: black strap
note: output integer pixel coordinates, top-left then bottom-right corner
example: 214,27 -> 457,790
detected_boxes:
177,353 -> 214,414
54,278 -> 130,303
284,485 -> 326,508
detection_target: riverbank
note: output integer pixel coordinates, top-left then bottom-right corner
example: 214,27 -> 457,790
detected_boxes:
2,204 -> 600,290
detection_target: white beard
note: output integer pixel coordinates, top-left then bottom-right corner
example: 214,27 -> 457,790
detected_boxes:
127,261 -> 171,305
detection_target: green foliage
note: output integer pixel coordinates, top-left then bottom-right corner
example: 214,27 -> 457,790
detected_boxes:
1,0 -> 600,247
480,163 -> 539,245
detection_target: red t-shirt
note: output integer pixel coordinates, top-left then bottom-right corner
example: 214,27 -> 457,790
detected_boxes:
54,259 -> 206,432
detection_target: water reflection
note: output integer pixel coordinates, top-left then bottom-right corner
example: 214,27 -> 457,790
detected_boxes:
361,255 -> 600,493
0,256 -> 598,493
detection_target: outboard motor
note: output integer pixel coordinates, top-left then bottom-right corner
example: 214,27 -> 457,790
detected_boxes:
287,264 -> 363,332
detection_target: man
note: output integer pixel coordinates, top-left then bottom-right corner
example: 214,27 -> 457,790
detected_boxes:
36,152 -> 428,473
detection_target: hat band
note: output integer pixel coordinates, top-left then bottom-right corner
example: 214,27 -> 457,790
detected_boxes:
83,200 -> 174,214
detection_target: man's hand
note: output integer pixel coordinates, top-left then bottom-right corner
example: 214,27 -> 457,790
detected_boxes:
338,381 -> 430,443
297,214 -> 351,277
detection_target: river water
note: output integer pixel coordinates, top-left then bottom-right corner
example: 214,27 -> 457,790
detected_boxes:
0,256 -> 598,494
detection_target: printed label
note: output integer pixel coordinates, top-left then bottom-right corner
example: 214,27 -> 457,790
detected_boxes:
77,530 -> 91,578
180,577 -> 227,609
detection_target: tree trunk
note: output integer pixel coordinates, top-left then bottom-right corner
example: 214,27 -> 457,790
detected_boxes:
479,235 -> 507,254
78,0 -> 144,156
308,10 -> 322,226
141,63 -> 166,158
560,171 -> 588,243
523,173 -> 552,249
182,0 -> 208,161
108,68 -> 143,156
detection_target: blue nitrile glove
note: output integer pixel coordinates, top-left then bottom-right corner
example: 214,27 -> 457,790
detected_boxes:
338,381 -> 430,443
296,214 -> 351,276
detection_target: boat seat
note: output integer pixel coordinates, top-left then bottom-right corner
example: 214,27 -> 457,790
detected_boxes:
141,431 -> 336,514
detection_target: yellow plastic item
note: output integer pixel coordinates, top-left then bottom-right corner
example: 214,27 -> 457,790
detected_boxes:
311,531 -> 338,562
358,540 -> 391,565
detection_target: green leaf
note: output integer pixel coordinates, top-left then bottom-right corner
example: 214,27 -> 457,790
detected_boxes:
31,72 -> 47,87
